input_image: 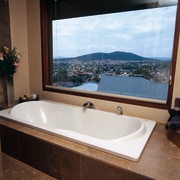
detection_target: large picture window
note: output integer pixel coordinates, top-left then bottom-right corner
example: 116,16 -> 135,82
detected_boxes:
41,0 -> 180,109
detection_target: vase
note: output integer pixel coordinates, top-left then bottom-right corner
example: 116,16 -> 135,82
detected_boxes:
6,75 -> 15,107
0,76 -> 6,103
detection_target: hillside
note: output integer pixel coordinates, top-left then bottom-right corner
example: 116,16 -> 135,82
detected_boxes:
55,51 -> 150,61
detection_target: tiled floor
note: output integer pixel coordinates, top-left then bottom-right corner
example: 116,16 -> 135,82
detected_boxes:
0,152 -> 56,180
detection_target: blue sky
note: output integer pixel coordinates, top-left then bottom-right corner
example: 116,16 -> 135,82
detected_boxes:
53,5 -> 177,59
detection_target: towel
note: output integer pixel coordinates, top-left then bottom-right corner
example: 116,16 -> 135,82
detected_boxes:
170,116 -> 180,130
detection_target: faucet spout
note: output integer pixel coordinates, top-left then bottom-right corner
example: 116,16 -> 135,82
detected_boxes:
117,106 -> 123,115
83,101 -> 94,110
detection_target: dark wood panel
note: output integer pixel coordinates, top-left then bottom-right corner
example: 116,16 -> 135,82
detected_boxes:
19,133 -> 80,179
0,125 -> 20,159
0,0 -> 11,49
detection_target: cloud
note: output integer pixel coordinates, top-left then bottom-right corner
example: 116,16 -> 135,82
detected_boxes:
53,5 -> 177,58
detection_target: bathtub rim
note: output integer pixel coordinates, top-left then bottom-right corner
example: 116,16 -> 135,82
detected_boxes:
0,100 -> 156,161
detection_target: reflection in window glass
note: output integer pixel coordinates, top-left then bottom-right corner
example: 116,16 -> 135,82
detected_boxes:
52,6 -> 177,101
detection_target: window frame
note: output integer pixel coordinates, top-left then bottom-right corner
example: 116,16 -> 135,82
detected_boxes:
40,0 -> 180,109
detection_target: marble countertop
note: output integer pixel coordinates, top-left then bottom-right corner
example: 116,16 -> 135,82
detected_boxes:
0,117 -> 179,180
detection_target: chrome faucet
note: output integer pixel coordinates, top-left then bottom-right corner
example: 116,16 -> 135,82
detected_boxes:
117,106 -> 123,115
83,101 -> 94,109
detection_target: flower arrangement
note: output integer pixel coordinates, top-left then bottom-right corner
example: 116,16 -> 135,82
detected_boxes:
0,46 -> 22,83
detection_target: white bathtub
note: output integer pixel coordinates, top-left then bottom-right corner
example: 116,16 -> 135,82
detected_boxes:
0,100 -> 156,161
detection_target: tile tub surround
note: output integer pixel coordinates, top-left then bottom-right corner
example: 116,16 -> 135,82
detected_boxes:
0,118 -> 180,180
0,152 -> 56,180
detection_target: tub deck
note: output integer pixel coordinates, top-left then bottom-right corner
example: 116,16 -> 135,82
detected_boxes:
0,100 -> 156,161
0,117 -> 179,180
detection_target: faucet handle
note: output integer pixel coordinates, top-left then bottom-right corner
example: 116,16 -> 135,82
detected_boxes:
83,101 -> 94,109
83,101 -> 89,107
89,102 -> 94,109
117,106 -> 123,115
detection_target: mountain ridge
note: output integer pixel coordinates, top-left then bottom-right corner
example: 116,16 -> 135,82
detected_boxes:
54,51 -> 167,61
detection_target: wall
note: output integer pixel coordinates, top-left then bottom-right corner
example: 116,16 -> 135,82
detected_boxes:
9,0 -> 180,123
0,0 -> 11,103
8,0 -> 30,99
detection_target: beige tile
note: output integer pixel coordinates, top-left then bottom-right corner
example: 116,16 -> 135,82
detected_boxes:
0,153 -> 56,180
